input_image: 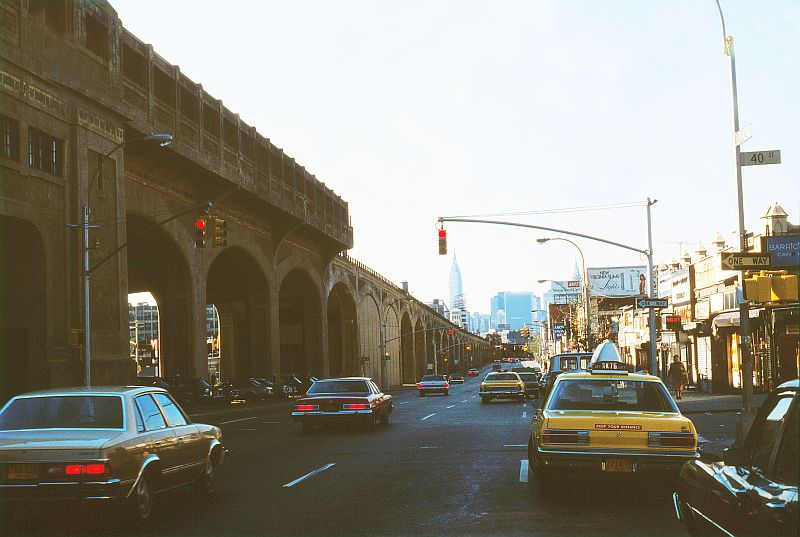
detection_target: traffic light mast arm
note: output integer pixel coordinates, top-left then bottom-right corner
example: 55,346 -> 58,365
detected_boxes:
383,326 -> 471,345
436,217 -> 648,255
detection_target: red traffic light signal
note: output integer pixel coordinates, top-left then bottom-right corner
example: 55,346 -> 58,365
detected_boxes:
438,229 -> 446,239
438,228 -> 447,256
195,216 -> 208,247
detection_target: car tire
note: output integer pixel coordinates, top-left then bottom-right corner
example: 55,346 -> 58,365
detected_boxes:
529,437 -> 554,491
419,391 -> 426,397
129,471 -> 154,522
380,410 -> 390,426
678,500 -> 709,537
190,453 -> 218,497
481,396 -> 489,404
444,390 -> 449,396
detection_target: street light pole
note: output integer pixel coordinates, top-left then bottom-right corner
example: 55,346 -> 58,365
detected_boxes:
715,0 -> 754,413
70,133 -> 173,387
646,198 -> 658,377
537,237 -> 591,351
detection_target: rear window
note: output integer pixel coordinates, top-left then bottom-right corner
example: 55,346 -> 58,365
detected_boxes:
0,396 -> 124,430
307,380 -> 369,394
488,374 -> 518,381
421,375 -> 445,381
547,379 -> 677,413
518,373 -> 538,381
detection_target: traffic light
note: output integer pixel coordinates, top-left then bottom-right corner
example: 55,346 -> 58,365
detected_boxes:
212,217 -> 228,247
195,216 -> 209,248
438,228 -> 447,255
465,344 -> 472,351
745,270 -> 798,302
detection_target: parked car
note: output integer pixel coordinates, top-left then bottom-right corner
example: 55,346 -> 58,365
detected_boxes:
291,377 -> 392,432
0,386 -> 225,522
673,378 -> 798,536
131,376 -> 215,407
220,378 -> 273,401
417,374 -> 450,397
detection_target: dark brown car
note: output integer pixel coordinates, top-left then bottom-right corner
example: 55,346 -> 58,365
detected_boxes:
291,377 -> 392,432
0,386 -> 225,521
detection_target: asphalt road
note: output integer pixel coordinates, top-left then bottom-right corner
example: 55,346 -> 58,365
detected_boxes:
6,369 -> 732,537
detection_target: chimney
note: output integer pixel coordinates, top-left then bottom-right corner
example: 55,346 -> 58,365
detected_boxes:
712,232 -> 726,253
401,280 -> 409,293
695,242 -> 708,260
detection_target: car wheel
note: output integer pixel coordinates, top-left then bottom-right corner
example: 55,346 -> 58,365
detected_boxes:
129,471 -> 154,522
419,391 -> 426,397
444,390 -> 449,396
481,396 -> 489,404
190,453 -> 218,497
678,500 -> 709,537
529,437 -> 553,491
379,410 -> 390,426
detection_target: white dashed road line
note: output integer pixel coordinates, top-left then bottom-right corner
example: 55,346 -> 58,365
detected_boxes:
261,421 -> 280,424
446,405 -> 455,409
419,446 -> 439,449
519,460 -> 529,483
282,463 -> 336,488
218,417 -> 258,425
522,411 -> 527,418
422,413 -> 436,421
400,401 -> 409,405
237,428 -> 257,431
461,399 -> 469,403
504,444 -> 527,448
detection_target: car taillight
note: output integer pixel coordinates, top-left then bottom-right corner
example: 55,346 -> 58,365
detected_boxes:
648,432 -> 695,448
63,463 -> 108,476
417,383 -> 422,389
444,383 -> 449,388
295,404 -> 318,411
542,429 -> 590,445
343,403 -> 369,410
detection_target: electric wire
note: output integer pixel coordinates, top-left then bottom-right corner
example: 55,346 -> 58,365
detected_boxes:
442,201 -> 646,220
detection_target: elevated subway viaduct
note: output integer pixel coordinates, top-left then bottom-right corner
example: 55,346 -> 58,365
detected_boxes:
0,0 -> 487,399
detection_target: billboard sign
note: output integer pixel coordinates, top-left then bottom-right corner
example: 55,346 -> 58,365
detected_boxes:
766,235 -> 800,268
548,304 -> 571,325
588,266 -> 648,297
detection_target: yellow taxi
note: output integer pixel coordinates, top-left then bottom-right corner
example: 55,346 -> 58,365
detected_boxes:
527,341 -> 698,489
479,371 -> 525,403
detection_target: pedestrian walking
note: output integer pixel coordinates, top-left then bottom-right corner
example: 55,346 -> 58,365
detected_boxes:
668,355 -> 688,400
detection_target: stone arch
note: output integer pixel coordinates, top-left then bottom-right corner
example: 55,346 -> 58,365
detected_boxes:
327,282 -> 357,377
359,294 -> 381,381
206,246 -> 270,379
400,312 -> 414,384
384,305 -> 401,387
278,268 -> 323,376
414,318 -> 425,380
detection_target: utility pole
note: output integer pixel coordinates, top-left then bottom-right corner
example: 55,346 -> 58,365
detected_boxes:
379,320 -> 388,388
646,198 -> 658,377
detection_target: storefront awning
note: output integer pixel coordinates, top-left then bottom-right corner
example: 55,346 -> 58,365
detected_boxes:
712,308 -> 763,328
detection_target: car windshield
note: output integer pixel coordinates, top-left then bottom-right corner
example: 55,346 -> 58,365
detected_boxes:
306,380 -> 370,394
517,373 -> 538,382
0,396 -> 124,429
488,374 -> 518,381
547,379 -> 678,413
421,375 -> 445,381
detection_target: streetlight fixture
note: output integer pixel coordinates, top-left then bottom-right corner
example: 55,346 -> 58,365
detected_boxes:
537,237 -> 592,350
72,133 -> 173,387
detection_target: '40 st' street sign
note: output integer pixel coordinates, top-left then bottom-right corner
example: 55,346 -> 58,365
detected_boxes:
636,298 -> 668,308
720,252 -> 772,270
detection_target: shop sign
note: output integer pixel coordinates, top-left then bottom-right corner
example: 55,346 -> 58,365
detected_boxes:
766,235 -> 800,268
694,255 -> 724,289
671,275 -> 690,305
665,315 -> 682,330
695,300 -> 710,320
710,293 -> 725,313
588,266 -> 648,297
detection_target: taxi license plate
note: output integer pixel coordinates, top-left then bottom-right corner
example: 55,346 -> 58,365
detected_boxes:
602,459 -> 634,473
7,464 -> 39,480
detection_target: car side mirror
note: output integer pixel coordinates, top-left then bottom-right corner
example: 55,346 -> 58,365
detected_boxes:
723,446 -> 748,466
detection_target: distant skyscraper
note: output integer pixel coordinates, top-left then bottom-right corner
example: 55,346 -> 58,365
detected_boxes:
490,291 -> 535,331
449,254 -> 465,310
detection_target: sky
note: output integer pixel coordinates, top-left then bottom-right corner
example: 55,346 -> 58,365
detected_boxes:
115,0 -> 799,313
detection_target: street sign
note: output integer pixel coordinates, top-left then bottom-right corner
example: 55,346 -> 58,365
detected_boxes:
665,315 -> 682,330
740,150 -> 781,166
721,252 -> 772,270
735,123 -> 752,146
636,298 -> 668,308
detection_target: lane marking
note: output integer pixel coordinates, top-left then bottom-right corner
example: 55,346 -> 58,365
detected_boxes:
419,446 -> 439,449
218,417 -> 258,425
519,460 -> 529,483
461,399 -> 469,403
237,428 -> 257,431
400,401 -> 409,405
282,463 -> 336,488
523,403 -> 528,408
522,411 -> 527,418
422,413 -> 436,421
698,436 -> 709,444
262,421 -> 281,424
504,444 -> 527,447
446,405 -> 455,409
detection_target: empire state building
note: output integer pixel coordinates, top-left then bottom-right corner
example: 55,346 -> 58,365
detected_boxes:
449,254 -> 465,311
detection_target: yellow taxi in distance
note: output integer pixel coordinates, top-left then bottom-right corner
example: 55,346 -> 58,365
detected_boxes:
480,371 -> 525,403
527,342 -> 698,489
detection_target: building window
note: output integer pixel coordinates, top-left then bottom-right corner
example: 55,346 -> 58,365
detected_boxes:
28,127 -> 63,176
84,11 -> 108,60
1,115 -> 20,161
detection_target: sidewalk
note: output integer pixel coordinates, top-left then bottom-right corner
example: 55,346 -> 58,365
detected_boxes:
676,388 -> 767,415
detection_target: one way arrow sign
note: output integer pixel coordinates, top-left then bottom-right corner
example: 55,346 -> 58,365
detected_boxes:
720,252 -> 772,270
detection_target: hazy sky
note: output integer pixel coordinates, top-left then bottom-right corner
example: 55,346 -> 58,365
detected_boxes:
115,0 -> 798,313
